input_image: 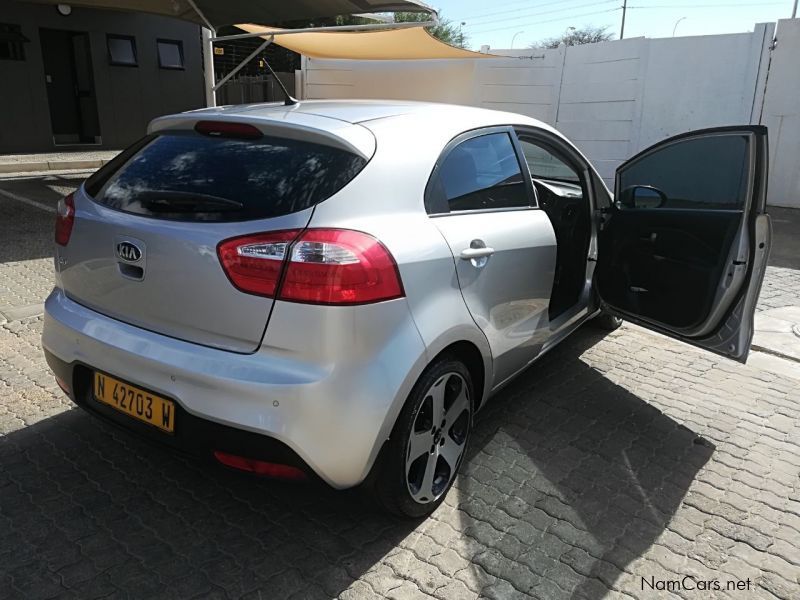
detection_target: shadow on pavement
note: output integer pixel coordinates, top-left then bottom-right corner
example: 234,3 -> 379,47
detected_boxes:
458,327 -> 714,598
1,406 -> 416,598
0,327 -> 711,599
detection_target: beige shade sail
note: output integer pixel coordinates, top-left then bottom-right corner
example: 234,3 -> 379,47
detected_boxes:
18,0 -> 435,29
236,24 -> 494,60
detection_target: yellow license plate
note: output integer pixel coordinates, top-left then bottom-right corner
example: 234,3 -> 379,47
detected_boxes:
93,372 -> 175,433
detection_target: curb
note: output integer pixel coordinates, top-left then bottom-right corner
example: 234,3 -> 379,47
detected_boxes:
0,303 -> 45,322
0,159 -> 114,174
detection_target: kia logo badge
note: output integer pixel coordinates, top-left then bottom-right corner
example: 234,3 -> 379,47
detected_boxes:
116,241 -> 142,262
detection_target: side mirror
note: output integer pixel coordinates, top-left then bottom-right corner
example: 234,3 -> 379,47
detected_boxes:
618,185 -> 668,209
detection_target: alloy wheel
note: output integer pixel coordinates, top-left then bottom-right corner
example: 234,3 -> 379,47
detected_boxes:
405,372 -> 470,504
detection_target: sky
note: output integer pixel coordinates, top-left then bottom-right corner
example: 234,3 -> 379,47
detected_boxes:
430,0 -> 797,50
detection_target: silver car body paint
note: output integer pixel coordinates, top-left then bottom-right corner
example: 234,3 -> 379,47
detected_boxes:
44,100 -> 608,488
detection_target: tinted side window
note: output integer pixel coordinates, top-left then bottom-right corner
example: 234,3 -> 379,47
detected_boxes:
619,134 -> 749,210
85,132 -> 367,222
438,133 -> 529,212
518,139 -> 580,183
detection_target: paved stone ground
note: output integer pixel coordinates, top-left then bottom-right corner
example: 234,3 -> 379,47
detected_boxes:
0,151 -> 120,165
0,152 -> 120,174
1,172 -> 799,599
757,267 -> 800,313
0,171 -> 86,321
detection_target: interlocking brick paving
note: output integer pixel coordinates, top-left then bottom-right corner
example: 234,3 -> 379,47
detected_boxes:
1,172 -> 799,599
1,314 -> 798,599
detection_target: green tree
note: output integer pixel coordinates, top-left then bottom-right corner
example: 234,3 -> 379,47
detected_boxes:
394,11 -> 468,48
531,25 -> 614,49
332,14 -> 378,26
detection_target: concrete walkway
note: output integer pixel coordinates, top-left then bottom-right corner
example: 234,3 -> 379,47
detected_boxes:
754,306 -> 800,360
0,150 -> 120,174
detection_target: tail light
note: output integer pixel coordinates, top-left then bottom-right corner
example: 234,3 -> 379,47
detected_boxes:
55,193 -> 75,246
217,230 -> 301,297
195,120 -> 263,140
281,229 -> 404,304
217,228 -> 404,305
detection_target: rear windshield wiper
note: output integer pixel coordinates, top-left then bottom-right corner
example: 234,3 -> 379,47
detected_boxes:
137,190 -> 244,213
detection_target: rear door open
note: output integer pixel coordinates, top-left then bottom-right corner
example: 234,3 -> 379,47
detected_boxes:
56,120 -> 371,353
595,126 -> 770,362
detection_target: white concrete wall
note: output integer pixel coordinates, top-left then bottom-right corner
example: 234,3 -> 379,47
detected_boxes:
554,37 -> 647,184
761,19 -> 800,209
303,57 -> 480,104
302,23 -> 794,204
551,25 -> 773,186
636,29 -> 773,150
302,51 -> 566,125
473,47 -> 563,125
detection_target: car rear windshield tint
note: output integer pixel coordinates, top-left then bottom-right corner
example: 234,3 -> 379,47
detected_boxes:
84,132 -> 367,222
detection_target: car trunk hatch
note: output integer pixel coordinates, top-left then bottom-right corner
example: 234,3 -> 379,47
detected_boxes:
56,125 -> 370,353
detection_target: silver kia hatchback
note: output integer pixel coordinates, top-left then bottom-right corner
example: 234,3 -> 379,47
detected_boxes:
43,100 -> 770,517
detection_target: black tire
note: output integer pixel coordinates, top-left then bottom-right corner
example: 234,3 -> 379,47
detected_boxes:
371,356 -> 473,518
592,311 -> 623,331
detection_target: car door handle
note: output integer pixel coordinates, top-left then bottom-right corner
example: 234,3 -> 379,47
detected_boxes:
460,247 -> 495,259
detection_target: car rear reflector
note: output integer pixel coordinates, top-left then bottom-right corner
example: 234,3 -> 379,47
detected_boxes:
194,120 -> 263,140
214,451 -> 307,480
217,228 -> 404,305
55,192 -> 75,246
217,230 -> 301,297
280,229 -> 404,305
54,375 -> 70,395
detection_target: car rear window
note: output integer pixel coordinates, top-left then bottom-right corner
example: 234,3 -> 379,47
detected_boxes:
84,132 -> 367,222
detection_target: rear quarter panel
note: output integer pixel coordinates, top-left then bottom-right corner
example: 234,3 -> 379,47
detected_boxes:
303,114 -> 495,463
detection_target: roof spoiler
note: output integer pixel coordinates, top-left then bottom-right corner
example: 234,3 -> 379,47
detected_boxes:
147,113 -> 377,159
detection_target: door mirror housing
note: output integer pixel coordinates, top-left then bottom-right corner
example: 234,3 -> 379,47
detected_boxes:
618,185 -> 668,209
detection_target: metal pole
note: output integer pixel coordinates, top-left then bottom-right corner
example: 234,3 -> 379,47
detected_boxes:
201,27 -> 216,107
186,0 -> 217,107
205,19 -> 438,106
511,31 -> 524,49
620,0 -> 628,40
792,0 -> 798,18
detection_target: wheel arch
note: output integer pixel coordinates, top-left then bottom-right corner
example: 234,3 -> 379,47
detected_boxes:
432,340 -> 487,411
362,334 -> 491,489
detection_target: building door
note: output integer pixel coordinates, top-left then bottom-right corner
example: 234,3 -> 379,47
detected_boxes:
40,29 -> 101,145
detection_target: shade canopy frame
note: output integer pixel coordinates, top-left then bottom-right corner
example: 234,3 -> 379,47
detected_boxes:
20,0 -> 437,30
17,0 -> 452,106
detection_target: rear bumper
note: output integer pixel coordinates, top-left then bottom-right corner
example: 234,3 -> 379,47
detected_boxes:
42,288 -> 429,488
45,350 -> 310,476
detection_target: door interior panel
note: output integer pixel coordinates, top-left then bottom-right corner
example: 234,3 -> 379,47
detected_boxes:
597,208 -> 742,330
534,178 -> 590,320
596,125 -> 769,361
